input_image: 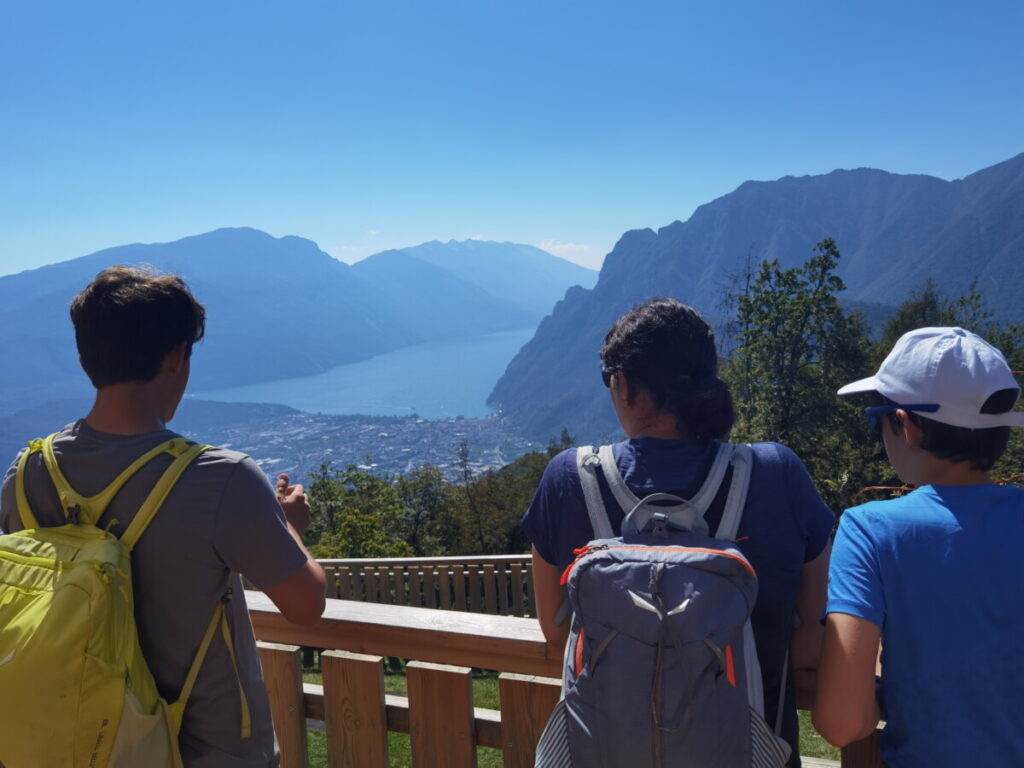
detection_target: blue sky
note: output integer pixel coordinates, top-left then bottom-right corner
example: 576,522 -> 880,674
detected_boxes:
1,0 -> 1022,275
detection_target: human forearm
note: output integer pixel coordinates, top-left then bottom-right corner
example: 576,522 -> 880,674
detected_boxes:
532,546 -> 570,647
813,613 -> 882,746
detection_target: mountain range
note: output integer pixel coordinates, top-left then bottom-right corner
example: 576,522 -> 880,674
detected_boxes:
489,152 -> 1024,442
0,229 -> 596,412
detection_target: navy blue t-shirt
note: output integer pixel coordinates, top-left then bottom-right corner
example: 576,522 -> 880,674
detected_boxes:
522,438 -> 834,766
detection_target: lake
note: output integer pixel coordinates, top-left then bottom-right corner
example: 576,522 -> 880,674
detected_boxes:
192,327 -> 536,419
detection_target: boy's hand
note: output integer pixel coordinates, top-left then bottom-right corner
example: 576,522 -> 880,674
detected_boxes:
276,473 -> 310,535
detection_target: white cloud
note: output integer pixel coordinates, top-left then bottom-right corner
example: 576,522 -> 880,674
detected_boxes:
469,234 -> 485,241
367,229 -> 380,236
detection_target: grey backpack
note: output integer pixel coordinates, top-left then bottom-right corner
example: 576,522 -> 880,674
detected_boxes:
534,442 -> 791,768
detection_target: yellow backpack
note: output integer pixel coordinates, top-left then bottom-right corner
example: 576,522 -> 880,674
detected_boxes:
0,435 -> 251,768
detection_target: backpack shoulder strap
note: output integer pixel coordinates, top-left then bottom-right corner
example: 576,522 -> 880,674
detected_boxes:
14,438 -> 46,529
596,444 -> 639,515
121,440 -> 209,550
165,587 -> 252,740
715,443 -> 753,541
36,435 -> 200,526
689,442 -> 734,515
599,440 -> 734,521
577,446 -> 614,539
23,434 -> 208,538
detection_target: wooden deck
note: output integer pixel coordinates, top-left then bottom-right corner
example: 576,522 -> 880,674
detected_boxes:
248,589 -> 883,767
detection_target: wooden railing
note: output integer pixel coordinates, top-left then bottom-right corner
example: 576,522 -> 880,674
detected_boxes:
248,591 -> 883,768
317,555 -> 535,616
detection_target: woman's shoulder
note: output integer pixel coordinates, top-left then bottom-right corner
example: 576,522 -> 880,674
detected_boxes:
744,440 -> 806,472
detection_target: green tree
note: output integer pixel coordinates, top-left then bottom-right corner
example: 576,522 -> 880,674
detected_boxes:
305,462 -> 413,559
444,430 -> 576,555
880,278 -> 948,350
394,465 -> 455,556
724,238 -> 880,511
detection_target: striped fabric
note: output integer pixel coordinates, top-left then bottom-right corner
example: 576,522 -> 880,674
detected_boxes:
534,699 -> 571,768
533,701 -> 790,767
751,707 -> 790,768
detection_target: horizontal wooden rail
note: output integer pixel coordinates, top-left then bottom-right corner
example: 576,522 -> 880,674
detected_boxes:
248,593 -> 881,768
248,590 -> 559,678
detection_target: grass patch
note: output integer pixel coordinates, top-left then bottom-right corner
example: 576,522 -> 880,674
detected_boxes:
799,709 -> 841,761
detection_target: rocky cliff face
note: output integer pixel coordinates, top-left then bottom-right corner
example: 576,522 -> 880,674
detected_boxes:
489,153 -> 1024,442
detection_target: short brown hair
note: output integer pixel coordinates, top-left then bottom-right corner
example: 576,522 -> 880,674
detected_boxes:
70,265 -> 206,388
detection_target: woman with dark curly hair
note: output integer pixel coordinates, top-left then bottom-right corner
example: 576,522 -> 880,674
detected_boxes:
523,298 -> 833,767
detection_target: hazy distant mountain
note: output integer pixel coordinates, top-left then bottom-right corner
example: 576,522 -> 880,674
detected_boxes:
368,240 -> 598,320
349,250 -> 535,335
0,228 -> 594,413
489,153 -> 1024,442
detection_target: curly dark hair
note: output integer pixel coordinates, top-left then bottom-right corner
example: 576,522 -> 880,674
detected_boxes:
600,298 -> 734,442
71,265 -> 206,388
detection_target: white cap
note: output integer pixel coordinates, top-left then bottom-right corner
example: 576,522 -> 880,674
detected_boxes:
837,327 -> 1024,429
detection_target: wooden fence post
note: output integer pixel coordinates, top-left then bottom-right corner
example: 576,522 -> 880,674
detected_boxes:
454,566 -> 468,610
257,641 -> 308,768
468,565 -> 482,612
321,650 -> 389,768
498,674 -> 561,768
407,661 -> 476,768
438,565 -> 453,609
496,564 -> 510,615
482,564 -> 498,614
524,562 -> 535,617
510,563 -> 525,616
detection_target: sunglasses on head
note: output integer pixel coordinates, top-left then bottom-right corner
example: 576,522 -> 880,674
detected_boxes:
600,364 -> 622,388
865,403 -> 939,432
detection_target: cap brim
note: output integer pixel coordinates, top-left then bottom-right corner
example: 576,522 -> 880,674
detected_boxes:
837,376 -> 880,397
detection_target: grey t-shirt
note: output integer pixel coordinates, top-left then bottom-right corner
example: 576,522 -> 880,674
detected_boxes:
0,420 -> 310,768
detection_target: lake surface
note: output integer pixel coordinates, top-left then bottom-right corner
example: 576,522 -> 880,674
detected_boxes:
192,328 -> 535,419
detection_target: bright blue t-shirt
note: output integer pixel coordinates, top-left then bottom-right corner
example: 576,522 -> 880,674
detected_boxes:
522,438 -> 834,767
828,484 -> 1024,767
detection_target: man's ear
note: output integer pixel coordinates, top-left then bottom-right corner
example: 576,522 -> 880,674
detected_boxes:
895,409 -> 924,447
163,342 -> 189,375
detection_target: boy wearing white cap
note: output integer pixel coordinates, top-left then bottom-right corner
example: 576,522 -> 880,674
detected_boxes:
814,327 -> 1024,767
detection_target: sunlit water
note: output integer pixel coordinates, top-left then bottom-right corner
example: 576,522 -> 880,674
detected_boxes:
192,328 -> 535,419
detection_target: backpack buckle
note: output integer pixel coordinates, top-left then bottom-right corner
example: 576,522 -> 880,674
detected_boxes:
652,512 -> 669,539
